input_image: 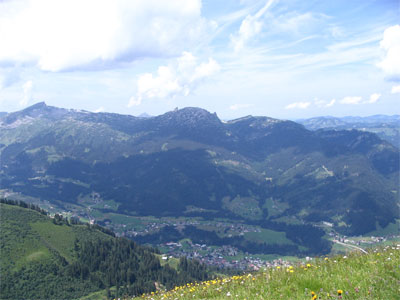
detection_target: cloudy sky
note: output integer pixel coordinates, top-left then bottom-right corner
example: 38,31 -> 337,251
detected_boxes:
0,0 -> 399,120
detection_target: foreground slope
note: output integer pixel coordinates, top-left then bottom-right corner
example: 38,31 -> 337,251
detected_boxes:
139,245 -> 400,300
0,202 -> 209,300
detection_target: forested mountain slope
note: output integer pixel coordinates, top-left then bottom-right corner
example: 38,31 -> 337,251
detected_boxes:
0,201 -> 209,300
1,103 -> 398,256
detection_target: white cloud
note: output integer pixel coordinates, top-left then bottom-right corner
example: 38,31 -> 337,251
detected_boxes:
340,96 -> 362,105
272,12 -> 316,34
128,96 -> 142,107
231,15 -> 263,52
285,101 -> 311,109
230,0 -> 275,52
377,25 -> 400,79
339,94 -> 380,105
0,0 -> 209,72
367,93 -> 381,104
94,106 -> 105,113
314,98 -> 335,108
391,85 -> 400,94
325,99 -> 336,107
20,80 -> 33,106
128,52 -> 220,107
229,103 -> 254,110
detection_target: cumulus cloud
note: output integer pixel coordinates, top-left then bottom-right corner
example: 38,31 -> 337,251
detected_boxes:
0,0 -> 210,71
377,25 -> 400,80
229,103 -> 254,110
325,99 -> 336,107
391,85 -> 400,94
20,80 -> 33,106
367,93 -> 381,104
285,101 -> 311,109
314,98 -> 335,108
340,96 -> 362,105
231,0 -> 275,52
128,52 -> 220,107
339,94 -> 381,105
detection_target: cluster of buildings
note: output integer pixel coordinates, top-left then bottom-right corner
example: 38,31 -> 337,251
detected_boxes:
330,231 -> 398,246
160,240 -> 291,271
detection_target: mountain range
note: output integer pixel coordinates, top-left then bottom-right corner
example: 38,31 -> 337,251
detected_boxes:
0,102 -> 399,256
297,115 -> 400,148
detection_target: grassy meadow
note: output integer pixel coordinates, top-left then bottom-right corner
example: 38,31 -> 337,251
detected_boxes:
135,245 -> 400,300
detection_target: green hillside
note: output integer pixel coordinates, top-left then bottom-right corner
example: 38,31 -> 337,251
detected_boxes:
0,202 -> 210,300
138,245 -> 400,300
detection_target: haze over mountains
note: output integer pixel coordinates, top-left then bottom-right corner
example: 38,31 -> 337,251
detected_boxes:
297,115 -> 400,148
1,102 -> 399,257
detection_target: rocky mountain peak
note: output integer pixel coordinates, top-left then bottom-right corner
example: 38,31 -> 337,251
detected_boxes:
26,101 -> 47,110
0,101 -> 69,126
228,115 -> 282,125
157,107 -> 222,128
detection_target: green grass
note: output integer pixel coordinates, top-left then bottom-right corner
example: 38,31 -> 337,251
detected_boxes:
244,228 -> 294,245
222,196 -> 263,220
158,254 -> 180,269
4,203 -> 216,300
79,287 -> 116,300
366,219 -> 400,236
262,198 -> 289,219
1,204 -> 50,271
89,211 -> 144,227
330,242 -> 350,255
92,199 -> 120,211
30,221 -> 76,262
0,203 -> 111,272
137,245 -> 400,300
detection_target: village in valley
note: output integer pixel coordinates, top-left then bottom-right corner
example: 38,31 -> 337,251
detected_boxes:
2,189 -> 398,271
157,240 -> 295,271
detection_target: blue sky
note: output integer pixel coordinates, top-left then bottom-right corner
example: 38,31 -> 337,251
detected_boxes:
0,0 -> 399,120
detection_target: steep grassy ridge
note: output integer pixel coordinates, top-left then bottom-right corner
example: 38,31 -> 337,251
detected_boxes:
138,245 -> 400,300
0,203 -> 113,299
0,203 -> 210,300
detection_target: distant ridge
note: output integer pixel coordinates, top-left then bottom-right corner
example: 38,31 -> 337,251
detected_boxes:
296,114 -> 400,125
297,115 -> 400,147
137,112 -> 153,118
